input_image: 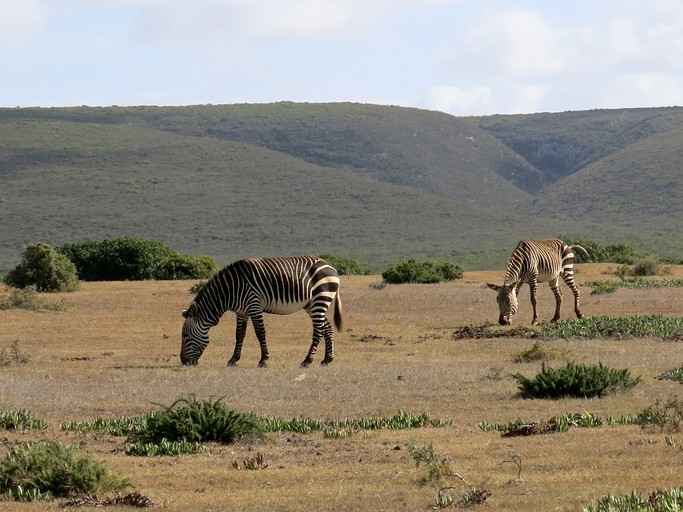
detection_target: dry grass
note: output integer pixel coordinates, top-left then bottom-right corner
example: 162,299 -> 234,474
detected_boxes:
1,264 -> 683,511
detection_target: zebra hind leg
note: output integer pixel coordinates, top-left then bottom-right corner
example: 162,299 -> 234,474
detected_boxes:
321,320 -> 334,366
301,319 -> 325,368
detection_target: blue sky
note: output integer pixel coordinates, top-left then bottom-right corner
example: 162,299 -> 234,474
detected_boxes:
3,0 -> 683,116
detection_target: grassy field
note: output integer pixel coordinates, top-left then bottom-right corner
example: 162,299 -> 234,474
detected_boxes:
1,264 -> 682,511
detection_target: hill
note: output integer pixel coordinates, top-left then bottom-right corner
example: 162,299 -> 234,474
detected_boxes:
1,103 -> 682,273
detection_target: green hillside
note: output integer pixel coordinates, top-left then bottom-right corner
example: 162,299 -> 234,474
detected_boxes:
1,103 -> 682,274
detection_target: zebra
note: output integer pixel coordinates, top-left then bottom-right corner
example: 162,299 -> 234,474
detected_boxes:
486,239 -> 590,325
180,255 -> 342,367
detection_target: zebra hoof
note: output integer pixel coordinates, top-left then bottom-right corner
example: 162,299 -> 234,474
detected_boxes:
300,361 -> 311,368
321,358 -> 333,366
227,360 -> 237,367
258,361 -> 268,368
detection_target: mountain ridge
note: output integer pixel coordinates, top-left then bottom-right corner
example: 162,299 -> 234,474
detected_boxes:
1,103 -> 682,272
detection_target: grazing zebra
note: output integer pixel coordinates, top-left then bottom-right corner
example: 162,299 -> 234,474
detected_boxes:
487,239 -> 590,325
180,256 -> 342,367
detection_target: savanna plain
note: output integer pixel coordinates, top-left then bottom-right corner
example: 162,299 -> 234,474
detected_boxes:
1,264 -> 682,511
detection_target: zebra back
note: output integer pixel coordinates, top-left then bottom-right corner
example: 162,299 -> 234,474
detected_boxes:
504,239 -> 582,286
192,255 -> 338,322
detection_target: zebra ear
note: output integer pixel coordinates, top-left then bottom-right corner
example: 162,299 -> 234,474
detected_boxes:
182,302 -> 199,318
486,283 -> 502,292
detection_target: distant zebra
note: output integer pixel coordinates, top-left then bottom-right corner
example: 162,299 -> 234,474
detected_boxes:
487,239 -> 590,325
180,256 -> 342,367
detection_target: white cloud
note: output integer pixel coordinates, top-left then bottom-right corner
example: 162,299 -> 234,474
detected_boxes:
427,85 -> 492,116
1,0 -> 47,41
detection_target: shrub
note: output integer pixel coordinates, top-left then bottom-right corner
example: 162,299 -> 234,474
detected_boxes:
57,236 -> 218,281
512,362 -> 641,399
382,259 -> 463,284
637,396 -> 683,433
0,441 -> 130,501
0,286 -> 67,312
631,257 -> 664,277
512,341 -> 573,363
4,243 -> 79,292
154,254 -> 218,280
319,254 -> 372,275
127,396 -> 264,445
559,237 -> 644,264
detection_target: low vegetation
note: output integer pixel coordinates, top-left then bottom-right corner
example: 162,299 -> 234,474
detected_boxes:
583,488 -> 683,512
57,236 -> 218,281
0,441 -> 131,502
126,396 -> 264,446
382,259 -> 463,284
512,362 -> 641,399
587,278 -> 683,295
0,286 -> 66,311
319,254 -> 372,275
541,315 -> 683,339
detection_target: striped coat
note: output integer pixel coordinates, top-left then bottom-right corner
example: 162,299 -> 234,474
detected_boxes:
487,239 -> 589,325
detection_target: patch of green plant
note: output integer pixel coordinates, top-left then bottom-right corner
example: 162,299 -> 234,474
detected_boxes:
479,412 -> 607,433
0,340 -> 32,365
583,488 -> 683,512
318,254 -> 372,275
0,441 -> 130,501
0,410 -> 46,431
127,395 -> 264,446
636,396 -> 683,433
3,243 -> 79,292
406,441 -> 453,484
261,410 -> 450,433
586,278 -> 683,295
60,415 -> 151,436
540,315 -> 683,338
512,362 -> 641,399
123,438 -> 207,456
381,259 -> 463,284
232,452 -> 268,470
0,286 -> 66,311
512,341 -> 573,363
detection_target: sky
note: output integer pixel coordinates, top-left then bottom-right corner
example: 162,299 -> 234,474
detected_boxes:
3,0 -> 683,116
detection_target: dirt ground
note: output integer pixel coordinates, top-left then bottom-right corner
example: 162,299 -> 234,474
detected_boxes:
1,263 -> 682,511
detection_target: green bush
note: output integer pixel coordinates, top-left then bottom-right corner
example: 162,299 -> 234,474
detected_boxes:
382,259 -> 463,284
512,362 -> 641,399
57,236 -> 218,281
127,396 -> 264,446
154,254 -> 218,280
0,441 -> 130,501
4,243 -> 79,292
560,237 -> 644,264
318,254 -> 372,275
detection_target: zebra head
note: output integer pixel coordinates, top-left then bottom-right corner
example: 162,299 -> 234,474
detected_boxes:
486,283 -> 518,325
180,302 -> 210,365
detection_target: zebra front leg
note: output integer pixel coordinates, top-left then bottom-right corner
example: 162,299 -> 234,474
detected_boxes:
528,281 -> 540,325
250,311 -> 270,368
228,314 -> 249,366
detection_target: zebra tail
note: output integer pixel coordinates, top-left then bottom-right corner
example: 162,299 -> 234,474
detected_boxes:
334,291 -> 343,332
570,244 -> 591,261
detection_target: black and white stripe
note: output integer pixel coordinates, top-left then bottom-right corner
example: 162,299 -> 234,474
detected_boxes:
181,256 -> 342,367
487,239 -> 589,325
